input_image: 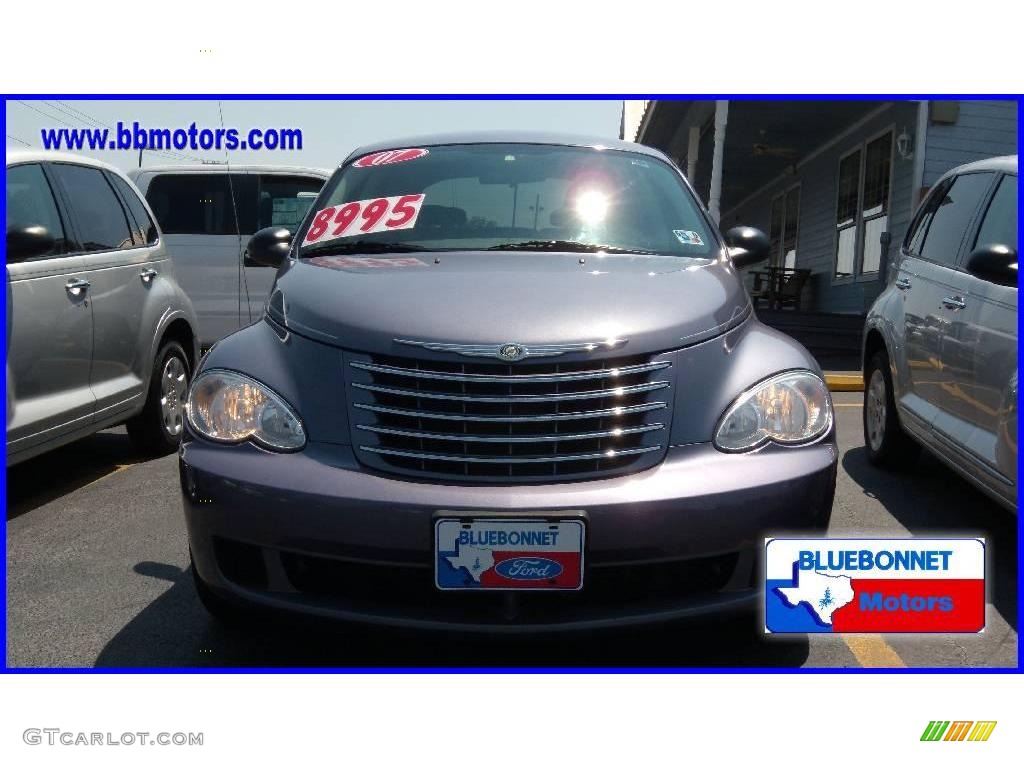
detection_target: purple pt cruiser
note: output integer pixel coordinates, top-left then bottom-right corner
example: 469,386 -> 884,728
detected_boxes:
179,133 -> 837,632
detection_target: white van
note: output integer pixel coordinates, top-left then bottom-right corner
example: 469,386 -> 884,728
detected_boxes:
129,165 -> 328,347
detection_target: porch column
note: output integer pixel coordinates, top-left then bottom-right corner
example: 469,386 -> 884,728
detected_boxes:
686,125 -> 700,180
912,100 -> 929,207
708,100 -> 729,224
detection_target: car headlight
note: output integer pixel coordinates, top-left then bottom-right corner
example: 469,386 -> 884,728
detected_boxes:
714,370 -> 832,452
186,369 -> 306,451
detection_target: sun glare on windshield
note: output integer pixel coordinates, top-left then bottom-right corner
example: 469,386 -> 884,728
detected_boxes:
574,189 -> 610,225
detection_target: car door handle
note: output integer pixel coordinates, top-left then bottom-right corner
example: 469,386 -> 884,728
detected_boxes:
140,268 -> 158,283
941,295 -> 966,310
64,278 -> 90,296
895,277 -> 912,291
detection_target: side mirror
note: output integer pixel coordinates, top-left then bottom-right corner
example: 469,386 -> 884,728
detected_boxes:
724,226 -> 771,269
6,225 -> 56,262
966,243 -> 1017,287
245,227 -> 293,268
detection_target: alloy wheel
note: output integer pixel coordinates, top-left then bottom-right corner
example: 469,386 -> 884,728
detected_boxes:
160,355 -> 187,437
866,368 -> 887,452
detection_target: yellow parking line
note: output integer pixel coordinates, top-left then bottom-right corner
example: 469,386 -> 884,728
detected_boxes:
825,373 -> 864,392
841,634 -> 907,667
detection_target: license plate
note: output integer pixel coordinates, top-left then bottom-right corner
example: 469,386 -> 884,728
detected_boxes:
434,517 -> 585,591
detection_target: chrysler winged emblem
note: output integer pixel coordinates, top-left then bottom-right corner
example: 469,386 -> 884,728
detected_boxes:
394,338 -> 627,361
497,343 -> 526,362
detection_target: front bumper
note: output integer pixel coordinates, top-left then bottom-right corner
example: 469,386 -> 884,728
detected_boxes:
180,437 -> 837,632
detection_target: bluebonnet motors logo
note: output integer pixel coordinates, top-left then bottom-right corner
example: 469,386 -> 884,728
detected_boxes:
764,538 -> 985,633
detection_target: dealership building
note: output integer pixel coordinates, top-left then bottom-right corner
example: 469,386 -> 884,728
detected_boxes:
624,100 -> 1017,321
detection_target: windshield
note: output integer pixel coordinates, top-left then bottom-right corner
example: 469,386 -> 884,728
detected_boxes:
298,143 -> 717,257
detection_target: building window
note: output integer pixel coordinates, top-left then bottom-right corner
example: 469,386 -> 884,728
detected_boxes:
861,132 -> 893,273
834,129 -> 894,278
769,186 -> 800,269
835,151 -> 860,277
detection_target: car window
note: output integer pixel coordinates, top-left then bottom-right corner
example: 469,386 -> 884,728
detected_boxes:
973,174 -> 1017,251
109,173 -> 159,246
5,163 -> 69,258
50,163 -> 135,253
145,173 -> 257,235
905,178 -> 950,257
917,172 -> 994,268
258,175 -> 324,230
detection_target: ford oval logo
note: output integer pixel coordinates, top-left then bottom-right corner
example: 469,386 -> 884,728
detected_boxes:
494,557 -> 563,580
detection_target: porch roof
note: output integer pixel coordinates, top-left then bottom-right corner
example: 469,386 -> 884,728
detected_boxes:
638,100 -> 889,212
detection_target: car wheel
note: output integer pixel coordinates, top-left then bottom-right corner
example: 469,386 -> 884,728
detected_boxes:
863,350 -> 920,470
127,340 -> 190,455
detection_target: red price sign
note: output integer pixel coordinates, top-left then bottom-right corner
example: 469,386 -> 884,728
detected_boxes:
303,193 -> 426,245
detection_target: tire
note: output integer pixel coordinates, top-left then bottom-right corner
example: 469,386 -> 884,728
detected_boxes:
127,340 -> 190,455
863,349 -> 921,470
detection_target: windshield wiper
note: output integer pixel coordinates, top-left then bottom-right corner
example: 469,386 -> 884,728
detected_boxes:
486,240 -> 657,255
301,240 -> 432,257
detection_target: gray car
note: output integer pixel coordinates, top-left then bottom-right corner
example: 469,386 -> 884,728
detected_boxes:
179,133 -> 837,632
863,155 -> 1017,512
6,151 -> 200,465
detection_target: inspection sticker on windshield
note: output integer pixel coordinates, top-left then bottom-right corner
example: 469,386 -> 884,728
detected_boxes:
435,518 -> 585,591
764,538 -> 985,634
673,229 -> 704,246
303,193 -> 425,245
353,148 -> 429,167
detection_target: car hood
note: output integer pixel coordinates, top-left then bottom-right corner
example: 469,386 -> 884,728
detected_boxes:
266,251 -> 751,358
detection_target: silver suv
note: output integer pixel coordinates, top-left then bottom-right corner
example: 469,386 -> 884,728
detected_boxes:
863,155 -> 1017,511
6,151 -> 199,465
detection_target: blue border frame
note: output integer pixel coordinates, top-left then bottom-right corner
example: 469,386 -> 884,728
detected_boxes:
2,94 -> 1021,673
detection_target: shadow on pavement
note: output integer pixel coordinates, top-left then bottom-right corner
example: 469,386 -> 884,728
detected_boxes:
5,429 -> 145,520
93,562 -> 810,669
841,446 -> 1017,632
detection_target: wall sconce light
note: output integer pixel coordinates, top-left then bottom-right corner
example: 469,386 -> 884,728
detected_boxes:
896,128 -> 914,161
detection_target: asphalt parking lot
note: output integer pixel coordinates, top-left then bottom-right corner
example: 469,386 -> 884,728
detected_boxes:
5,391 -> 1017,669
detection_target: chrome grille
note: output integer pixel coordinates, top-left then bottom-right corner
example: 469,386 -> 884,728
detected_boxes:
345,351 -> 674,482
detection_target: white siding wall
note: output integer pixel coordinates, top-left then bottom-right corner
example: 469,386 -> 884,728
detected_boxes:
924,100 -> 1018,186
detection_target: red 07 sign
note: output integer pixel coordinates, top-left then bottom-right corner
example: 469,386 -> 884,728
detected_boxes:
303,194 -> 426,245
352,148 -> 429,168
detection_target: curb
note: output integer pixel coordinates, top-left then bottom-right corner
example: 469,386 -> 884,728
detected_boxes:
824,373 -> 863,392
